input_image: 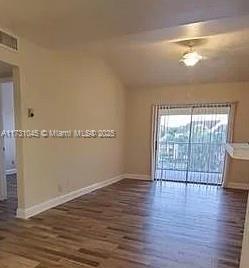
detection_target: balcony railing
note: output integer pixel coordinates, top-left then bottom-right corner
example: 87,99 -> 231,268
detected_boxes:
156,141 -> 226,184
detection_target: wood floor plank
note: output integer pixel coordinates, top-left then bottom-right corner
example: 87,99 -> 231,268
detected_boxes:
0,251 -> 39,268
0,178 -> 247,267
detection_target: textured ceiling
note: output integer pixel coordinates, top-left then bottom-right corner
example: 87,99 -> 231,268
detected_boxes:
0,0 -> 248,48
89,16 -> 249,87
0,0 -> 249,87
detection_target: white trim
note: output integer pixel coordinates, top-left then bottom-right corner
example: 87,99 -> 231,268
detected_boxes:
227,182 -> 249,190
16,175 -> 123,219
0,89 -> 7,201
223,103 -> 236,187
123,173 -> 151,181
225,143 -> 249,161
151,105 -> 159,181
16,174 -> 248,220
5,168 -> 16,175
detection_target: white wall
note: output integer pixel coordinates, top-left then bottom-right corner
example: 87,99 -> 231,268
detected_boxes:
21,52 -> 126,208
0,35 -> 126,210
0,81 -> 16,173
125,83 -> 249,186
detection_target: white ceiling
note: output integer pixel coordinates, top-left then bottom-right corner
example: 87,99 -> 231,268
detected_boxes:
0,0 -> 249,87
93,16 -> 249,87
0,0 -> 248,48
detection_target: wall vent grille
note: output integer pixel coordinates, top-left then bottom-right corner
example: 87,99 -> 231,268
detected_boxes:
0,31 -> 18,51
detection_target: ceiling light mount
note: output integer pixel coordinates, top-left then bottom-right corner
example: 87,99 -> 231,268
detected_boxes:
180,46 -> 203,67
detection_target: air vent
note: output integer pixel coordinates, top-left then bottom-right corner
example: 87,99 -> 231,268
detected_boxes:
0,31 -> 18,51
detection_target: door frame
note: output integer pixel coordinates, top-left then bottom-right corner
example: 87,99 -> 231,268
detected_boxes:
0,63 -> 23,217
0,77 -> 16,200
0,89 -> 7,200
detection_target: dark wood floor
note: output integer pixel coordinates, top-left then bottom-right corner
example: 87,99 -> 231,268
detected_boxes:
0,174 -> 18,220
0,179 -> 247,268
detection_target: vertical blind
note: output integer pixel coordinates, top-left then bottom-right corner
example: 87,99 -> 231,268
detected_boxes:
152,103 -> 234,185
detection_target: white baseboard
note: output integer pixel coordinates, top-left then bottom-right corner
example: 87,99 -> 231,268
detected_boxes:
18,174 -> 248,220
123,173 -> 151,181
16,174 -> 123,219
227,182 -> 249,190
5,168 -> 16,175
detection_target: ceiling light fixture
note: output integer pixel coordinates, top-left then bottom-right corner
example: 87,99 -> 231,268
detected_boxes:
180,47 -> 203,67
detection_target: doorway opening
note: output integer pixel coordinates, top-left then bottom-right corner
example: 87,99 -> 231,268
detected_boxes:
154,104 -> 231,185
0,60 -> 17,218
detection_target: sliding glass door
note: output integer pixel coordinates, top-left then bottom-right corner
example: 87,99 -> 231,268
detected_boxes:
155,104 -> 230,185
